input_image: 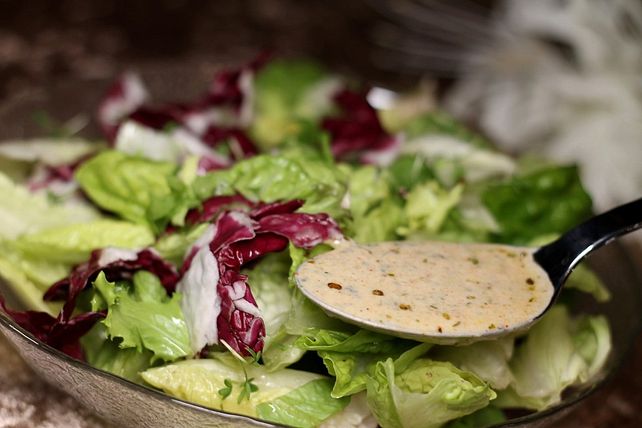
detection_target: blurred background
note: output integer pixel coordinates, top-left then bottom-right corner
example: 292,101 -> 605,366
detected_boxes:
0,0 -> 641,427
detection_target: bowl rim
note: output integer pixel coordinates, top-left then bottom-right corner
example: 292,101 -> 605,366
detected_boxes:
0,309 -> 282,428
1,294 -> 639,428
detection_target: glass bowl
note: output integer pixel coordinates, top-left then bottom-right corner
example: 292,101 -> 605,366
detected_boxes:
1,64 -> 641,428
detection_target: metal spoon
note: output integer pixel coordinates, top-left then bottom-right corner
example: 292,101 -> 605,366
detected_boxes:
295,197 -> 642,344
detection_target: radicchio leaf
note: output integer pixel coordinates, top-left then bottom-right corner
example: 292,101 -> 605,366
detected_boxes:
98,56 -> 268,165
27,152 -> 97,194
322,89 -> 401,166
45,248 -> 179,321
178,200 -> 343,357
0,294 -> 104,361
98,72 -> 149,141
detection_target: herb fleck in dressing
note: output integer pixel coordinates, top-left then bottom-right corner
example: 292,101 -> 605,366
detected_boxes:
295,241 -> 554,340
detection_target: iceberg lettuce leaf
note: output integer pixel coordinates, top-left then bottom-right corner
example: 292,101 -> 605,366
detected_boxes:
366,358 -> 496,428
494,305 -> 611,410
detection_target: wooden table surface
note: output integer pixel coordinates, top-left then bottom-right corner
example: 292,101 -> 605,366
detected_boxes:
1,1 -> 640,426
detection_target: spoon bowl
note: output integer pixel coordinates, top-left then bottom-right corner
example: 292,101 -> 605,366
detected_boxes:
295,197 -> 642,342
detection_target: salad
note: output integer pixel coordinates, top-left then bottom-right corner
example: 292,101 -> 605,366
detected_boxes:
0,56 -> 611,428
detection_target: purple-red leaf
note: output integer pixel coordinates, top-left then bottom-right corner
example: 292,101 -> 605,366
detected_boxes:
322,89 -> 401,165
177,200 -> 344,357
0,294 -> 104,361
185,194 -> 256,226
45,248 -> 179,321
256,212 -> 343,249
98,72 -> 149,141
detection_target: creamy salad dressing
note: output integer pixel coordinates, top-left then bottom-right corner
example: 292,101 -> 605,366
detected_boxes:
295,241 -> 554,342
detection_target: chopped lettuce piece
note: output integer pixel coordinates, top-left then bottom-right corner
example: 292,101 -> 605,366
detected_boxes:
296,329 -> 401,354
93,272 -> 191,363
153,223 -> 209,265
482,166 -> 592,244
252,59 -> 341,148
402,136 -> 515,185
0,246 -> 61,314
192,154 -> 349,220
366,358 -> 496,428
141,355 -> 349,426
0,171 -> 98,240
398,181 -> 463,238
387,154 -> 434,192
256,378 -> 349,428
81,323 -> 152,383
432,337 -> 515,390
0,138 -> 99,166
346,166 -> 405,243
494,305 -> 610,410
299,330 -> 426,399
75,151 -> 193,233
402,112 -> 491,148
564,264 -> 611,302
14,220 -> 154,264
320,351 -> 382,398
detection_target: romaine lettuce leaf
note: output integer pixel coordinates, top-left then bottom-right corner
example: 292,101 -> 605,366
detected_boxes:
0,244 -> 62,313
432,337 -> 515,390
0,170 -> 98,240
256,378 -> 350,428
401,112 -> 491,148
192,154 -> 349,221
93,271 -> 191,363
141,354 -> 349,426
482,166 -> 592,244
398,181 -> 463,238
14,220 -> 154,264
81,323 -> 152,383
345,166 -> 405,243
366,358 -> 496,428
75,151 -> 194,233
252,59 -> 341,148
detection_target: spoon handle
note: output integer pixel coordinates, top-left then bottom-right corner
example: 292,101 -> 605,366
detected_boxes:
534,197 -> 642,292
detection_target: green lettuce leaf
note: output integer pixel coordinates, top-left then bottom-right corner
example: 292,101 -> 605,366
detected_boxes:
432,337 -> 515,390
0,170 -> 98,240
296,328 -> 401,354
482,166 -> 592,244
192,154 -> 349,221
0,242 -> 62,314
345,166 -> 406,243
75,151 -> 193,233
366,358 -> 496,428
300,330 -> 427,399
244,252 -> 302,371
398,181 -> 464,238
93,271 -> 191,363
251,59 -> 341,148
402,112 -> 491,148
14,219 -> 154,264
564,264 -> 610,302
153,223 -> 209,265
494,305 -> 611,410
141,354 -> 349,426
81,323 -> 152,383
256,378 -> 350,428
